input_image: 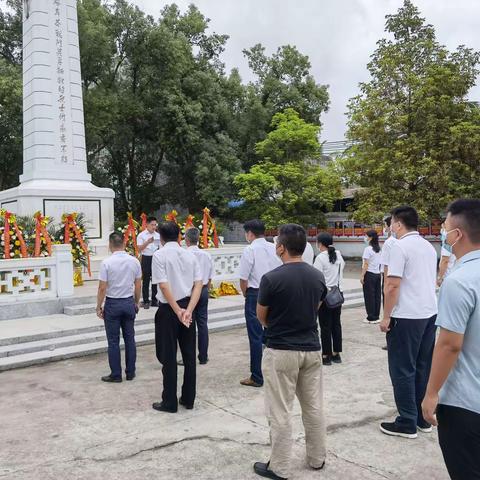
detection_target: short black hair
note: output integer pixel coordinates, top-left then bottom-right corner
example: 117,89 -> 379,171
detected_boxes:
158,221 -> 180,242
447,199 -> 480,244
277,224 -> 306,256
109,232 -> 124,248
391,206 -> 419,230
185,227 -> 200,244
384,215 -> 392,227
146,216 -> 157,224
243,219 -> 265,237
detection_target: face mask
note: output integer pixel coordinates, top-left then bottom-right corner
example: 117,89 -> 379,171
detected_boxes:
364,238 -> 370,245
443,228 -> 460,254
391,232 -> 397,239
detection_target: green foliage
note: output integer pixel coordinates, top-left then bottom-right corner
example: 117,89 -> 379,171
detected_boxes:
238,44 -> 329,169
342,0 -> 480,222
0,58 -> 21,190
235,161 -> 341,229
0,0 -> 329,219
255,108 -> 320,163
234,109 -> 341,228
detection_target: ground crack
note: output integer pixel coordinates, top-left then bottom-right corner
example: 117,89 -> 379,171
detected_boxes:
328,450 -> 397,479
77,435 -> 269,462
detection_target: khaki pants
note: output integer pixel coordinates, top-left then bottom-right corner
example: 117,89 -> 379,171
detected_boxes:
263,348 -> 326,478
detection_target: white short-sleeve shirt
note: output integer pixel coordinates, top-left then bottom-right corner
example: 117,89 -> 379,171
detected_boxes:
151,241 -> 202,303
388,231 -> 438,319
302,242 -> 315,265
440,247 -> 457,277
99,251 -> 142,298
380,236 -> 397,272
188,246 -> 214,286
362,246 -> 382,274
239,238 -> 282,289
313,250 -> 345,289
137,230 -> 161,256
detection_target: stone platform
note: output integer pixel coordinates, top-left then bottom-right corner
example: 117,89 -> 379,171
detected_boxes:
0,278 -> 365,371
0,307 -> 449,479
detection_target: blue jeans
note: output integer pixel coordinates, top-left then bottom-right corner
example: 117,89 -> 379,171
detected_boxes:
103,297 -> 137,379
194,285 -> 209,362
245,288 -> 263,385
387,315 -> 437,431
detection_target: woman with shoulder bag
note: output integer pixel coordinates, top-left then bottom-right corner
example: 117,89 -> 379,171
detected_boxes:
314,233 -> 345,366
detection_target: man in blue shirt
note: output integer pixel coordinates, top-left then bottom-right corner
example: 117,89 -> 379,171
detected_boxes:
422,199 -> 480,480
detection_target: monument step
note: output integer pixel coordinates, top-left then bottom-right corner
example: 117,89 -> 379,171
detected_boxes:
0,309 -> 244,358
63,289 -> 364,316
0,316 -> 246,371
0,305 -> 244,348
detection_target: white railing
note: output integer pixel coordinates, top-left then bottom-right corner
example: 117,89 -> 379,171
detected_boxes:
0,245 -> 74,303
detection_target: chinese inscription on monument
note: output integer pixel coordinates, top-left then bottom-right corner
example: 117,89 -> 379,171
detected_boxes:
54,0 -> 68,164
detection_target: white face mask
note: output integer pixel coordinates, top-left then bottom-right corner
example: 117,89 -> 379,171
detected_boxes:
443,228 -> 461,254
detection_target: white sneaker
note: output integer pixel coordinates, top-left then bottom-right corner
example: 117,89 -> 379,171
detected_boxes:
363,319 -> 380,324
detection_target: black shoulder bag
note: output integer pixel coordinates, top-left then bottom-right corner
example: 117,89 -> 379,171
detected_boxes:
324,263 -> 344,309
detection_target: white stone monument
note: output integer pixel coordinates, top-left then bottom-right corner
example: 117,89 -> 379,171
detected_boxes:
0,0 -> 114,255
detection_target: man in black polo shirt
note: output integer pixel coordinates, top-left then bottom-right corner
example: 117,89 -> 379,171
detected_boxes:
253,224 -> 328,480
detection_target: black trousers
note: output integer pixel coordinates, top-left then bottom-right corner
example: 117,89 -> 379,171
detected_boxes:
141,255 -> 157,304
363,271 -> 381,321
387,315 -> 436,432
155,298 -> 196,409
194,285 -> 209,362
437,404 -> 480,480
319,302 -> 342,356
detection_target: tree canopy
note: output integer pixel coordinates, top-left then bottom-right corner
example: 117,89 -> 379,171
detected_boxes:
234,109 -> 341,228
0,0 -> 329,219
342,0 -> 480,222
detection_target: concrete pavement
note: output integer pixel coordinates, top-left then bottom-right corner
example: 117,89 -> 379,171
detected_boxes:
0,306 -> 449,480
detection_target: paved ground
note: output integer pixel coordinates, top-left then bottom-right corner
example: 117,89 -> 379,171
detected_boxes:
0,306 -> 449,480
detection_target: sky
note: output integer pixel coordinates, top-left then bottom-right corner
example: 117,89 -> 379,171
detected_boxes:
131,0 -> 480,141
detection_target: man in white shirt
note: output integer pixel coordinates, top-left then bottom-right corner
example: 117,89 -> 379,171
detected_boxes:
275,235 -> 314,264
137,216 -> 161,309
151,221 -> 203,413
96,232 -> 142,383
380,206 -> 438,439
437,223 -> 457,287
380,215 -> 397,350
381,215 -> 397,279
239,220 -> 282,387
185,227 -> 214,365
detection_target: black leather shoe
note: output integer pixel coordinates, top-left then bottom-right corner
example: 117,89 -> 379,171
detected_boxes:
199,358 -> 208,365
126,373 -> 136,381
143,302 -> 150,310
152,402 -> 177,413
331,354 -> 342,364
151,300 -> 158,307
253,462 -> 287,479
179,398 -> 194,410
101,375 -> 122,383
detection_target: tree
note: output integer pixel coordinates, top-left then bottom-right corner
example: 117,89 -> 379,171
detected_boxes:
234,109 -> 341,228
237,44 -> 329,169
342,0 -> 480,222
79,1 -> 243,217
255,108 -> 320,163
0,58 -> 21,190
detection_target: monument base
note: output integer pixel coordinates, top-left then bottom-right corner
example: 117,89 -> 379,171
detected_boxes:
0,180 -> 114,256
